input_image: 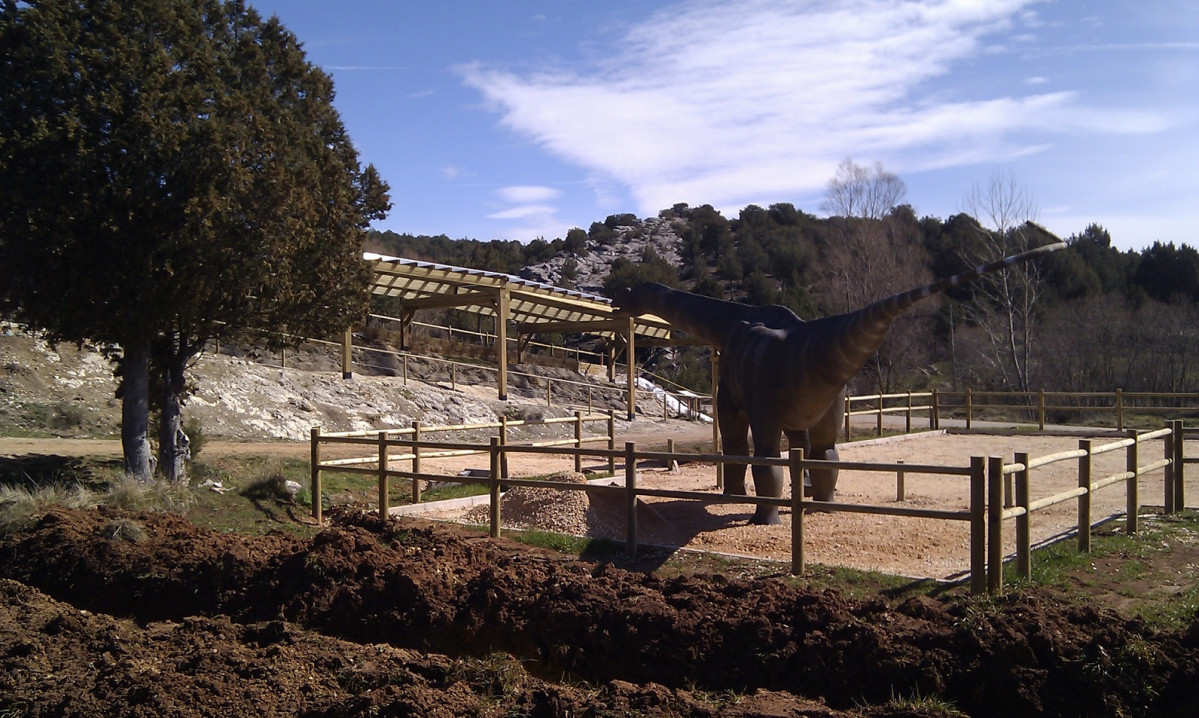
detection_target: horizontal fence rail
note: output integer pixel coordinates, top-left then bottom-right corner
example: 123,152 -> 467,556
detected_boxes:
843,389 -> 1199,439
310,416 -> 1192,595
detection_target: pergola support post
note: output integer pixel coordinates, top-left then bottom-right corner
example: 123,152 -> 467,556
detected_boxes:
341,327 -> 353,380
495,288 -> 510,400
625,317 -> 636,421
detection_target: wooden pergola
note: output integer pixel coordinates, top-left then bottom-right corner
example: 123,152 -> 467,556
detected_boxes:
342,253 -> 674,419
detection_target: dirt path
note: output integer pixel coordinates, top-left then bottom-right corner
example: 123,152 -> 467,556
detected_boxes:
0,421 -> 714,461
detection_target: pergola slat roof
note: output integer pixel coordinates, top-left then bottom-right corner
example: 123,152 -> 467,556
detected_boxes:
364,253 -> 673,341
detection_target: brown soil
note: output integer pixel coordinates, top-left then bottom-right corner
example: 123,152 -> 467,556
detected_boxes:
1,507 -> 1196,717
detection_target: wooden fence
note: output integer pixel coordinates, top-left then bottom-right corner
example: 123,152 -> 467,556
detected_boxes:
845,389 -> 1199,437
310,411 -> 617,519
310,417 -> 1191,595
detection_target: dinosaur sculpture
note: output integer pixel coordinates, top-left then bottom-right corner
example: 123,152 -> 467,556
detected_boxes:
613,240 -> 1065,524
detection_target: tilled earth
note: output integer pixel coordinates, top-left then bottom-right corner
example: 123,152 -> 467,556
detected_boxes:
2,507 -> 1197,717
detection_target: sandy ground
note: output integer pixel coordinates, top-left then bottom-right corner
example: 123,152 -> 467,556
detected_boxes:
409,430 -> 1197,580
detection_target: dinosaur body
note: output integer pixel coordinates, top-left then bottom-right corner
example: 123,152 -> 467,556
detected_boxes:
614,240 -> 1065,524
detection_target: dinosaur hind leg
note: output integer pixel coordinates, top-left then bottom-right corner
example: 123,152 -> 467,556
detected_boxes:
717,389 -> 749,497
747,427 -> 785,525
806,400 -> 843,502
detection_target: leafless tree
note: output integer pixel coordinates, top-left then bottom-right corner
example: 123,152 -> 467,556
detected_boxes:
821,158 -> 908,220
957,171 -> 1052,394
817,160 -> 938,393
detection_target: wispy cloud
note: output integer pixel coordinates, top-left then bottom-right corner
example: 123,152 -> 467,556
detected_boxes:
486,186 -> 569,239
459,0 -> 1169,216
497,185 -> 561,204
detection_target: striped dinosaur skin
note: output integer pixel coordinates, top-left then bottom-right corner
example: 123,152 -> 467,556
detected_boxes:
614,240 -> 1065,524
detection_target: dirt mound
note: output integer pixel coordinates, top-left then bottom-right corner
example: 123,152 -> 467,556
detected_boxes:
2,507 -> 1196,716
461,471 -> 670,539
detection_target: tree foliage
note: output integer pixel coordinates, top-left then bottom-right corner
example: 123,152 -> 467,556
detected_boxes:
0,0 -> 389,479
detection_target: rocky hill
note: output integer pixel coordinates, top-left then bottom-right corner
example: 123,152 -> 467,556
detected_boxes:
516,215 -> 684,295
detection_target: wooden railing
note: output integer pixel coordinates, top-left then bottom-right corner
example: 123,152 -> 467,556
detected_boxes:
843,389 -> 1199,438
309,417 -> 1191,595
310,411 -> 617,516
986,422 -> 1183,594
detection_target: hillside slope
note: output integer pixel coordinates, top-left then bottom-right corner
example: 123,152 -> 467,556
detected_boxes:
0,331 -> 660,442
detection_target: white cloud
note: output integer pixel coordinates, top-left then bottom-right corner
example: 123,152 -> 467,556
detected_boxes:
496,185 -> 561,203
458,0 -> 1174,217
484,186 -> 571,240
487,204 -> 557,220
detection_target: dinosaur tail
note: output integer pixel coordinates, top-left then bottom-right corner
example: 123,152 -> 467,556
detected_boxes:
806,239 -> 1066,387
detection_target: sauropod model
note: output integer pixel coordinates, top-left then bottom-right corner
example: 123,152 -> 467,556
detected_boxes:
613,238 -> 1065,524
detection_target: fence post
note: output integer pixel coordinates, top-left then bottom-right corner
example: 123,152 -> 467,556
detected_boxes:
489,437 -> 501,538
1126,429 -> 1139,535
876,396 -> 883,437
790,448 -> 805,576
499,416 -> 509,479
1038,389 -> 1046,431
310,427 -> 323,523
1173,419 -> 1186,511
1115,388 -> 1124,431
906,391 -> 913,434
1164,425 -> 1176,514
378,431 -> 390,521
931,389 -> 939,430
625,442 -> 638,558
574,411 -> 583,473
607,410 -> 616,474
1015,451 -> 1031,581
843,395 -> 851,441
588,387 -> 593,414
966,389 -> 973,430
1079,439 -> 1093,553
663,391 -> 669,420
895,460 -> 905,502
412,420 -> 422,482
987,456 -> 1004,595
402,354 -> 408,385
969,456 -> 986,595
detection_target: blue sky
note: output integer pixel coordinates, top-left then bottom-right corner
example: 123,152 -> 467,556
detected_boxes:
248,0 -> 1197,252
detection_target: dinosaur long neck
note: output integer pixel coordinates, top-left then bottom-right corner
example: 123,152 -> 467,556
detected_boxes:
799,241 -> 1066,388
629,284 -> 757,347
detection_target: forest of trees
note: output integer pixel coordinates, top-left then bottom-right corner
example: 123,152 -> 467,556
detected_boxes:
367,201 -> 1199,399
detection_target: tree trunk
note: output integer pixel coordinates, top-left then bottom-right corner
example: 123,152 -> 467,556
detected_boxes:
156,348 -> 192,483
121,339 -> 153,480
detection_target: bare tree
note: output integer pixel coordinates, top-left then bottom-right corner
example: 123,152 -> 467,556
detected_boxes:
821,158 -> 908,220
818,161 -> 930,393
957,171 -> 1051,394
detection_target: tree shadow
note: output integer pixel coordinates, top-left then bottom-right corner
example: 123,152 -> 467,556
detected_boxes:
0,454 -> 122,491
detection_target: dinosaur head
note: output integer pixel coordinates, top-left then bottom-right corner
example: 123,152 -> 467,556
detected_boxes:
610,282 -> 663,317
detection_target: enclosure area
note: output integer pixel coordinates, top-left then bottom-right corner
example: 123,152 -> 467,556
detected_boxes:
312,425 -> 1196,587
